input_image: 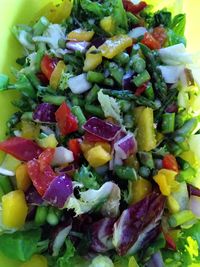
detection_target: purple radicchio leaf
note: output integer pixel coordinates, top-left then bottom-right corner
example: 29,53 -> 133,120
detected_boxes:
33,103 -> 58,123
43,174 -> 73,208
91,217 -> 116,253
113,192 -> 166,256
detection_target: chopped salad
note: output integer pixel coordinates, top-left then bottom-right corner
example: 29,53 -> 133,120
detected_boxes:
0,0 -> 200,266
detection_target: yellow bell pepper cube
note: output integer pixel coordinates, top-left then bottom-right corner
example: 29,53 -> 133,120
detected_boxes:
16,164 -> 32,192
50,61 -> 66,90
100,16 -> 115,34
21,121 -> 40,140
99,34 -> 132,59
37,0 -> 73,24
135,107 -> 157,151
153,169 -> 179,196
20,254 -> 48,267
167,195 -> 180,214
37,134 -> 58,149
68,28 -> 94,41
131,178 -> 152,204
2,190 -> 28,228
80,141 -> 94,154
86,145 -> 111,168
83,46 -> 102,72
94,142 -> 111,153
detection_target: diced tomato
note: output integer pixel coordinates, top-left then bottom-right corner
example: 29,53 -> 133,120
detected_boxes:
141,32 -> 161,50
135,83 -> 147,96
152,26 -> 167,47
163,232 -> 177,251
122,0 -> 147,14
41,55 -> 58,80
163,154 -> 179,172
38,148 -> 55,171
27,149 -> 56,196
0,137 -> 43,161
84,132 -> 105,143
55,102 -> 78,136
68,139 -> 81,160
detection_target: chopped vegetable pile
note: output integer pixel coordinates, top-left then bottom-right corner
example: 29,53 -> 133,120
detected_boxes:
1,0 -> 200,266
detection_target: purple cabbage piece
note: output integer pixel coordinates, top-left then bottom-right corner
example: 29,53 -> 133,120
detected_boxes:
83,117 -> 121,142
122,71 -> 134,90
66,41 -> 90,53
91,218 -> 116,253
43,174 -> 73,208
25,186 -> 44,206
114,133 -> 137,160
33,103 -> 58,122
188,184 -> 200,197
147,251 -> 164,267
113,192 -> 166,256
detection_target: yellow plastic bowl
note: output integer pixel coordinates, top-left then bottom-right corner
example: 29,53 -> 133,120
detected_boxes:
0,0 -> 199,266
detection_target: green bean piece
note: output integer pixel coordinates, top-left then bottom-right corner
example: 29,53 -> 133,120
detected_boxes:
85,104 -> 104,118
0,176 -> 13,194
168,210 -> 195,228
124,114 -> 134,129
127,12 -> 140,25
138,166 -> 151,178
71,106 -> 86,132
140,43 -> 167,101
161,113 -> 175,134
34,49 -> 45,72
0,74 -> 9,90
58,38 -> 66,49
26,72 -> 41,90
104,78 -> 114,87
87,71 -> 104,84
114,52 -> 130,66
167,141 -> 183,156
174,118 -> 198,138
34,206 -> 48,226
130,55 -> 146,74
102,89 -> 158,109
138,152 -> 154,169
71,95 -> 84,107
108,62 -> 124,85
132,70 -> 150,87
46,208 -> 59,226
33,16 -> 50,36
115,166 -> 137,181
86,84 -> 100,104
144,83 -> 155,100
42,95 -> 66,105
118,100 -> 132,113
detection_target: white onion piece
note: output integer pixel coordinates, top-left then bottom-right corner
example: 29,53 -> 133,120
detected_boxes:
68,73 -> 92,94
0,167 -> 15,176
52,147 -> 74,166
189,195 -> 200,218
158,65 -> 184,84
128,27 -> 147,39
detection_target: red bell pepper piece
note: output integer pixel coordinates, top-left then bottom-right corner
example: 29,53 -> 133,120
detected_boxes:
135,83 -> 147,96
141,32 -> 161,50
55,102 -> 78,136
163,154 -> 179,172
163,232 -> 177,251
27,148 -> 56,196
0,137 -> 43,161
41,55 -> 58,80
68,139 -> 81,160
122,0 -> 147,14
84,132 -> 105,143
